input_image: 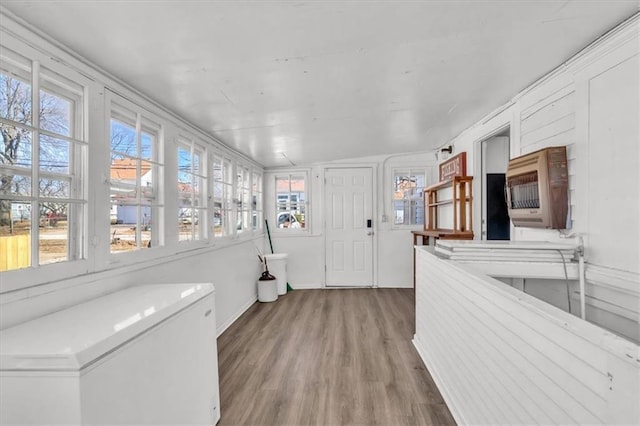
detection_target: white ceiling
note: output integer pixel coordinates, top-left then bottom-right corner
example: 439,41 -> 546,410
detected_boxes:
2,1 -> 638,167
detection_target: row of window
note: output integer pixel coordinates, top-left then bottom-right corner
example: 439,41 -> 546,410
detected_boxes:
0,43 -> 263,275
0,33 -> 423,280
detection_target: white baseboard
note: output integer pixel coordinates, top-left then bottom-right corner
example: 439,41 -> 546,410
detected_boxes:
412,337 -> 466,426
216,296 -> 257,337
288,282 -> 322,290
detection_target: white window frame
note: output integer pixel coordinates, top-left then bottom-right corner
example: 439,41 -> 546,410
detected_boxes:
252,170 -> 263,233
236,163 -> 251,235
0,21 -> 266,294
108,92 -> 164,254
177,136 -> 207,242
0,45 -> 87,278
211,152 -> 234,239
273,171 -> 309,234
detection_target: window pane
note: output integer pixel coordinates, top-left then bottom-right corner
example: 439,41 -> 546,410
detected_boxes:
111,203 -> 137,252
194,175 -> 204,206
179,207 -> 198,241
193,151 -> 201,174
177,142 -> 206,241
39,202 -> 68,265
0,52 -> 86,274
178,192 -> 191,208
1,173 -> 31,196
110,205 -> 152,253
213,181 -> 223,199
141,131 -> 153,161
141,179 -> 155,201
212,157 -> 232,238
213,202 -> 223,237
0,201 -> 31,271
39,89 -> 72,137
0,124 -> 32,168
111,154 -> 140,183
0,72 -> 31,125
178,146 -> 191,176
110,119 -> 136,155
290,177 -> 304,192
39,178 -> 70,198
393,171 -> 425,226
275,175 -> 306,229
40,135 -> 69,174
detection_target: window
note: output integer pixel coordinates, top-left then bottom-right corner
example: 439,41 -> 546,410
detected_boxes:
178,138 -> 206,241
236,165 -> 250,234
392,169 -> 425,226
1,47 -> 86,271
212,154 -> 233,237
1,23 -> 266,291
252,171 -> 262,231
109,96 -> 162,252
275,174 -> 306,230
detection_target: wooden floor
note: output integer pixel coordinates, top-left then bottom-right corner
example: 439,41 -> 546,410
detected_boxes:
217,288 -> 455,425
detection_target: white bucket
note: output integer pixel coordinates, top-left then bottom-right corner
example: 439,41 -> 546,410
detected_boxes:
257,278 -> 277,302
263,253 -> 288,295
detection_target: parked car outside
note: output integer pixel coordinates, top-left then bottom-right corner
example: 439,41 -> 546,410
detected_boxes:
277,211 -> 301,228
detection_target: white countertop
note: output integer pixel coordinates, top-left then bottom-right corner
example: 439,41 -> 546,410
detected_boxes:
0,283 -> 214,371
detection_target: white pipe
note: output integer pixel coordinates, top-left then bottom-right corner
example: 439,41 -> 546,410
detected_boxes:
579,253 -> 586,320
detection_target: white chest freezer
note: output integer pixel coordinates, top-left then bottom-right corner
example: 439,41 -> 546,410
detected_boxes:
0,283 -> 220,425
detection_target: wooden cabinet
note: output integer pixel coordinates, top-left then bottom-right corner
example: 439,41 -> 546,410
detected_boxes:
423,176 -> 474,238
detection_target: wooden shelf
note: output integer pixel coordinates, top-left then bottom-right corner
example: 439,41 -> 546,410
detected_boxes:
413,229 -> 473,239
412,176 -> 474,294
423,176 -> 474,237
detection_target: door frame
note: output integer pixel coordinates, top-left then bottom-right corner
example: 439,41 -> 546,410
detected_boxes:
472,124 -> 512,239
481,134 -> 510,240
322,165 -> 378,288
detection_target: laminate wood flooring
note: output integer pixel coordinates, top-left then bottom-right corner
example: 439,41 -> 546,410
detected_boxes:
217,288 -> 455,425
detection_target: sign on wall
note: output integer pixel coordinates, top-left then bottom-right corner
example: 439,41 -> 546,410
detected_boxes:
439,152 -> 467,182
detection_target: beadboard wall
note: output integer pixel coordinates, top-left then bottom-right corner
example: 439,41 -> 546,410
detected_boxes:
448,13 -> 639,344
413,247 -> 640,425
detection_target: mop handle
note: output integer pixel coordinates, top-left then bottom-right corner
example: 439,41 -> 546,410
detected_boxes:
265,219 -> 275,254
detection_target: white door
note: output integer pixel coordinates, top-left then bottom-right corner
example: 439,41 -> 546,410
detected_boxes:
324,168 -> 374,287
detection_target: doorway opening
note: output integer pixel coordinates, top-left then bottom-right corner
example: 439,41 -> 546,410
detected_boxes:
481,129 -> 511,240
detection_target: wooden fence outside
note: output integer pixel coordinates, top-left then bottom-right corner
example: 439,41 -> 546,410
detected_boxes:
0,234 -> 30,271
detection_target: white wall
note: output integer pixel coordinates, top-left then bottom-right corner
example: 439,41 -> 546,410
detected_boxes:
0,13 -> 263,335
436,15 -> 640,342
414,247 -> 639,425
0,240 -> 262,335
263,152 -> 438,289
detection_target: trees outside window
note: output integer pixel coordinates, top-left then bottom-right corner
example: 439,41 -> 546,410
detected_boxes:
109,95 -> 162,253
236,165 -> 250,234
252,171 -> 262,231
1,31 -> 265,290
212,154 -> 233,237
1,47 -> 86,271
178,137 -> 206,241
